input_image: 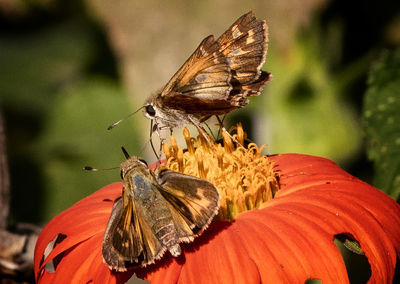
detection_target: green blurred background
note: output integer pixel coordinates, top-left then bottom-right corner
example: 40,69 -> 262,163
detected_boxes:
1,0 -> 399,227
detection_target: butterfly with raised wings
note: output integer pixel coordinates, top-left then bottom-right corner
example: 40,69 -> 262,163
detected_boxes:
143,11 -> 271,141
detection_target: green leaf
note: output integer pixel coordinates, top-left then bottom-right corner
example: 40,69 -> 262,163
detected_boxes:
33,77 -> 149,221
363,49 -> 400,199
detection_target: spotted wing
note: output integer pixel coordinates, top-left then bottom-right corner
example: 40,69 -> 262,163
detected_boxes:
217,11 -> 269,87
102,194 -> 166,270
216,11 -> 271,110
160,12 -> 271,114
160,35 -> 232,103
102,197 -> 140,271
155,169 -> 220,241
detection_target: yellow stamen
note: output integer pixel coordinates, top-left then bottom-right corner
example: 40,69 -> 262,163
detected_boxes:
162,124 -> 280,221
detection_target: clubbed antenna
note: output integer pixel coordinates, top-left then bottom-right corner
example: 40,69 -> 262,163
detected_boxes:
107,106 -> 144,130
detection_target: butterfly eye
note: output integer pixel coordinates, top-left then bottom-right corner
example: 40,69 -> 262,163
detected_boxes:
139,159 -> 148,166
145,104 -> 156,117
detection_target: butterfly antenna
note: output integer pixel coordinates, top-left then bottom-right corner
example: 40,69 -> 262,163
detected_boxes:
202,121 -> 213,140
107,106 -> 145,130
83,166 -> 119,171
84,147 -> 132,171
121,146 -> 130,159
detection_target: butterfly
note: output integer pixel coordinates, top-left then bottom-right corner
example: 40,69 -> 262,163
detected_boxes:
102,154 -> 220,271
143,11 -> 271,142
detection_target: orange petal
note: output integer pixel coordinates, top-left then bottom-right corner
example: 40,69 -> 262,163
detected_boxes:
180,221 -> 260,283
34,154 -> 400,283
34,183 -> 125,282
265,153 -> 400,282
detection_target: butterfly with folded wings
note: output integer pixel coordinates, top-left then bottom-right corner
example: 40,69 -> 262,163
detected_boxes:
144,11 -> 271,143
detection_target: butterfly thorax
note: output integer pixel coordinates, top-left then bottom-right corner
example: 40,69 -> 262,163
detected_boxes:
143,94 -> 203,129
120,158 -> 149,180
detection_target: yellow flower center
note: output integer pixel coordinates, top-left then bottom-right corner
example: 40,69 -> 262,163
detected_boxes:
161,124 -> 280,221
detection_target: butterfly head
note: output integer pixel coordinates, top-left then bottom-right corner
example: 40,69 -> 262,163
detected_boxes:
143,97 -> 164,131
120,156 -> 148,180
143,103 -> 157,120
143,93 -> 163,120
143,101 -> 163,137
143,96 -> 183,132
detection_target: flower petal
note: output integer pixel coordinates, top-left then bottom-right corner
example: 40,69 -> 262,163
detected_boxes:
262,153 -> 400,282
236,213 -> 349,283
50,234 -> 132,283
34,183 -> 129,283
34,154 -> 400,283
141,221 -> 260,283
180,221 -> 260,283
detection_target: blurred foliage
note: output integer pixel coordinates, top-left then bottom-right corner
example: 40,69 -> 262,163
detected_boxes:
256,30 -> 363,164
0,3 -> 147,223
0,21 -> 95,114
0,0 -> 399,225
32,77 -> 143,221
363,49 -> 400,200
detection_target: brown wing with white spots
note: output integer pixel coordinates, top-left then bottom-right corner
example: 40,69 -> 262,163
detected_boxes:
217,11 -> 271,108
217,11 -> 270,86
154,12 -> 271,117
160,35 -> 232,101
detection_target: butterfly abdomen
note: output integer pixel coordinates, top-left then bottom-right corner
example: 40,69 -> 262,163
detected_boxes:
133,178 -> 182,256
145,206 -> 182,257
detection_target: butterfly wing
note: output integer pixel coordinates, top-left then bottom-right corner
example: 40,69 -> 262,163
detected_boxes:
160,35 -> 232,102
102,190 -> 167,270
102,197 -> 141,271
155,169 -> 220,241
159,12 -> 270,115
217,11 -> 269,85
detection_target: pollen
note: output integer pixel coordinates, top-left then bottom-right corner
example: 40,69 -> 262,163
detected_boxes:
161,124 -> 280,221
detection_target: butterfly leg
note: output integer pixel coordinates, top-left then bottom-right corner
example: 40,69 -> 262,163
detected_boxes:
187,115 -> 213,145
150,120 -> 161,161
215,116 -> 244,148
203,121 -> 217,140
157,125 -> 176,158
215,115 -> 227,140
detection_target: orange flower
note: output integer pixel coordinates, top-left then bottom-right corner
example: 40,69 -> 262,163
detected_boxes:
34,128 -> 400,283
